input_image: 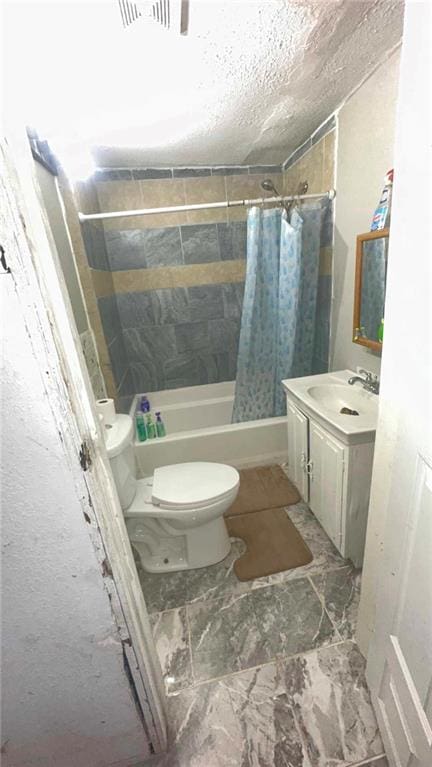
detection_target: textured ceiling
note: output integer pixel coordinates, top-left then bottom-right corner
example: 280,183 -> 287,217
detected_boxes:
92,0 -> 404,168
4,0 -> 404,170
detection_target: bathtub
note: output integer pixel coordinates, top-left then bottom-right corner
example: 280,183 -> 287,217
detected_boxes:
130,382 -> 288,476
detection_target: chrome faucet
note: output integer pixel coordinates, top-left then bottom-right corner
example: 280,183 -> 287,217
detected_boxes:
348,369 -> 380,394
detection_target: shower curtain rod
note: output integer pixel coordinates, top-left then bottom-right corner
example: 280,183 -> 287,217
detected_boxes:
78,189 -> 336,222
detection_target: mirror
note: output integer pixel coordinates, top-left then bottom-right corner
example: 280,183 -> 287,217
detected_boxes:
353,229 -> 389,352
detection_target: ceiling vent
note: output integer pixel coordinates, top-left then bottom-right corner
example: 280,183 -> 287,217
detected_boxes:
118,0 -> 189,34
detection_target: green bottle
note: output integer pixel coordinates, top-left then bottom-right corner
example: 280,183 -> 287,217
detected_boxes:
377,318 -> 384,343
155,411 -> 166,438
135,411 -> 147,442
146,413 -> 156,439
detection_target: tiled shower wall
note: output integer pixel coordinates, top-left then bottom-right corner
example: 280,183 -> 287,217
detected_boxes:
83,167 -> 283,396
80,139 -> 334,399
283,124 -> 336,374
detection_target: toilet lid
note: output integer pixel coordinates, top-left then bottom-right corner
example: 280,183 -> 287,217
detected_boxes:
152,462 -> 240,510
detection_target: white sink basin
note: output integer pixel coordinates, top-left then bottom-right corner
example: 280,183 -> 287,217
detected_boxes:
282,370 -> 379,444
307,384 -> 376,416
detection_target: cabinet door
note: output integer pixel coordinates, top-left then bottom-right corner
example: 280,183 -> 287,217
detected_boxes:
309,421 -> 345,550
286,399 -> 309,501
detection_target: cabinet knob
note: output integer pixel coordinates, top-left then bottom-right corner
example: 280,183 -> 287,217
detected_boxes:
306,460 -> 314,479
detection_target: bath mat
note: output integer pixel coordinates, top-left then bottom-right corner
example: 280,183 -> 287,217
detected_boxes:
226,508 -> 313,581
224,464 -> 300,518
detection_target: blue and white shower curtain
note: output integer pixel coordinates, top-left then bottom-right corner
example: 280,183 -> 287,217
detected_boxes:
232,202 -> 326,421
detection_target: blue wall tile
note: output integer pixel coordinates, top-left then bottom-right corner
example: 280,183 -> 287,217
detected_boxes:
175,321 -> 209,353
82,222 -> 110,270
222,283 -> 244,318
108,335 -> 129,387
163,354 -> 200,389
130,360 -> 161,393
123,325 -> 177,362
231,222 -> 247,259
98,295 -> 122,345
151,288 -> 190,325
105,229 -> 145,271
208,317 -> 240,353
181,224 -> 220,264
321,201 -> 334,248
187,284 -> 224,320
211,166 -> 249,176
173,168 -> 212,178
142,227 -> 183,268
116,291 -> 155,328
217,222 -> 247,261
132,168 -> 172,179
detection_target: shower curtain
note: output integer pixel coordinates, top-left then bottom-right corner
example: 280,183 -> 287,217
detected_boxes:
232,202 -> 326,422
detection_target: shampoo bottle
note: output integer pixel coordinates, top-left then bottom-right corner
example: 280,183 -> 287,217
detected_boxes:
140,395 -> 151,413
146,413 -> 156,439
155,412 -> 166,438
135,411 -> 147,442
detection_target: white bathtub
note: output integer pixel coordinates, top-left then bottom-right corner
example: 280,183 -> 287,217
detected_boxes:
130,382 -> 288,475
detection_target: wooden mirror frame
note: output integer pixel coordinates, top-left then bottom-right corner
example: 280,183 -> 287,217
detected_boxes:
353,228 -> 389,353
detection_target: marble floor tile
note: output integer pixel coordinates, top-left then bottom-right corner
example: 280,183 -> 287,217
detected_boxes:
139,539 -> 247,613
150,607 -> 193,694
149,641 -> 383,767
138,567 -> 189,614
251,576 -> 339,660
310,565 -> 362,639
155,676 -> 245,767
188,575 -> 339,684
222,662 -> 302,767
277,641 -> 383,766
139,504 -> 347,615
188,590 -> 274,682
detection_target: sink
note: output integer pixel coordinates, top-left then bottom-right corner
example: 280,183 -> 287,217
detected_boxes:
282,370 -> 379,444
307,384 -> 377,416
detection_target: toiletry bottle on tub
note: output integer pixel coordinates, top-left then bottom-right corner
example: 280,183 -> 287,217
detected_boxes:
155,412 -> 166,437
146,413 -> 156,439
140,395 -> 150,412
136,411 -> 147,442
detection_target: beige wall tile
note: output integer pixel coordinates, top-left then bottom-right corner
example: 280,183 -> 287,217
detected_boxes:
112,260 -> 246,293
140,178 -> 187,228
319,246 -> 333,276
96,181 -> 144,230
226,173 -> 282,221
58,171 -> 117,398
283,131 -> 336,199
184,176 -> 228,224
75,180 -> 101,215
305,140 -> 325,194
91,269 -> 114,298
323,131 -> 336,190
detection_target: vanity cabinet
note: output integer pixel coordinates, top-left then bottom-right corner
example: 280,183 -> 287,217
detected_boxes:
286,400 -> 308,499
286,395 -> 375,566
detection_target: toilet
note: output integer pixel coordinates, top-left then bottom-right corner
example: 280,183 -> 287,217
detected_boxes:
106,414 -> 239,573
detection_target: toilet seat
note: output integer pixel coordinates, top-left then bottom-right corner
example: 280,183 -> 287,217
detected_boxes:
152,462 -> 239,510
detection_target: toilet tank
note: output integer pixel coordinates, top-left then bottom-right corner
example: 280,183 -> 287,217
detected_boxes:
105,415 -> 137,510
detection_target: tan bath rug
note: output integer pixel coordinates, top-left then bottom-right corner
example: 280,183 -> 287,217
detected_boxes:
225,464 -> 300,518
226,507 -> 313,581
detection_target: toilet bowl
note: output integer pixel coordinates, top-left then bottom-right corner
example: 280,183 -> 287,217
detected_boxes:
106,414 -> 239,573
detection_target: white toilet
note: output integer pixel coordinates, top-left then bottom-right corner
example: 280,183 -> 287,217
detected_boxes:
106,414 -> 239,573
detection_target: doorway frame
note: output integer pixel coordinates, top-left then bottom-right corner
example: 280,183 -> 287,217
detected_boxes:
1,128 -> 167,754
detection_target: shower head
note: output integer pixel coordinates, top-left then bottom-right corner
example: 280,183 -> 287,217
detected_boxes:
261,179 -> 280,196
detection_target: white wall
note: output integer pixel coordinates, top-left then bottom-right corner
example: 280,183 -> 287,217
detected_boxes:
357,2 -> 432,658
331,48 -> 401,375
1,276 -> 149,765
